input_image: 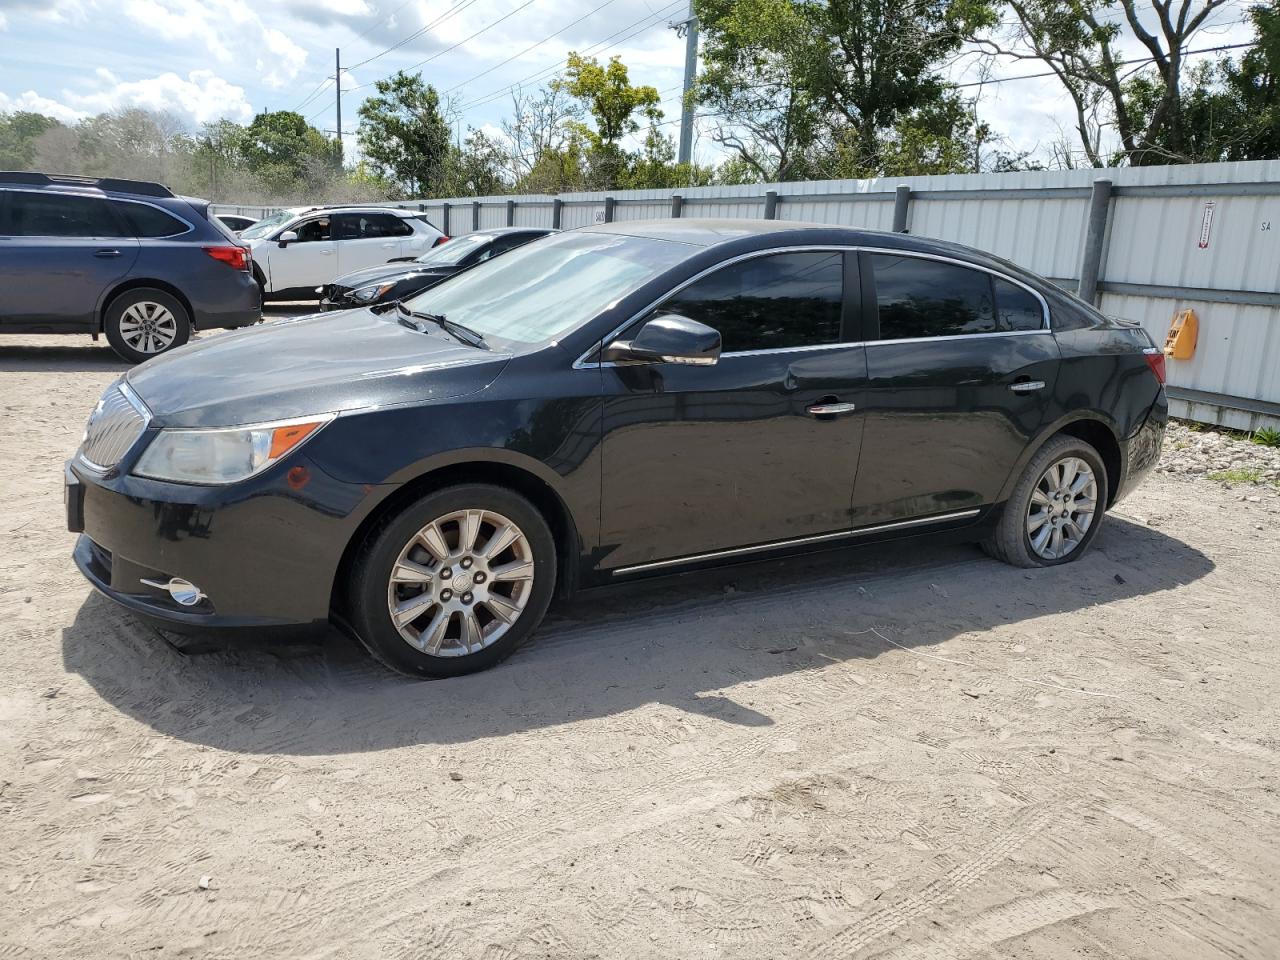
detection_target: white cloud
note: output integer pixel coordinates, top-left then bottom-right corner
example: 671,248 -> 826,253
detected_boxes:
0,70 -> 253,126
118,0 -> 307,88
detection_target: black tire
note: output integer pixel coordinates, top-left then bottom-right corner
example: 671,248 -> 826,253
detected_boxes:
104,288 -> 191,363
982,434 -> 1109,568
347,484 -> 557,678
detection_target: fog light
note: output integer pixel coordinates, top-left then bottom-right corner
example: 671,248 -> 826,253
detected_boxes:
140,576 -> 206,606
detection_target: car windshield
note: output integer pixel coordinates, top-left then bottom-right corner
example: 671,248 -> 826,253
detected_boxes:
401,231 -> 692,345
239,210 -> 296,240
414,233 -> 492,266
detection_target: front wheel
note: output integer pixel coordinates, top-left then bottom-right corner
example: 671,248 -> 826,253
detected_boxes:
348,484 -> 557,677
104,288 -> 191,363
982,434 -> 1109,568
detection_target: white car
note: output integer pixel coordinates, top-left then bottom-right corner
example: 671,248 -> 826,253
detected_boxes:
240,206 -> 446,300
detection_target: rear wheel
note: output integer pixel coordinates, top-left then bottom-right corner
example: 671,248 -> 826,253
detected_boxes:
104,288 -> 190,363
982,434 -> 1108,568
348,484 -> 556,677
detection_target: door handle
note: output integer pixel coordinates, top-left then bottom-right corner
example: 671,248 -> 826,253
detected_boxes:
1009,380 -> 1046,393
320,249 -> 333,255
93,248 -> 121,258
807,402 -> 857,417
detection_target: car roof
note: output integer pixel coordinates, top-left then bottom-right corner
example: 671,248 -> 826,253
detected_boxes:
464,227 -> 558,237
285,205 -> 420,218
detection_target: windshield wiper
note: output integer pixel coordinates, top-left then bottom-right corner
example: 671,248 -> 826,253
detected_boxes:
395,302 -> 488,349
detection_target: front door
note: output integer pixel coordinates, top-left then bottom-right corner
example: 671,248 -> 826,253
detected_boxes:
267,215 -> 335,292
0,189 -> 139,329
851,251 -> 1061,526
598,249 -> 867,571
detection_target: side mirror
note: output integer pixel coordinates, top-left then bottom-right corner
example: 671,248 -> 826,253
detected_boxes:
604,313 -> 721,366
278,230 -> 298,248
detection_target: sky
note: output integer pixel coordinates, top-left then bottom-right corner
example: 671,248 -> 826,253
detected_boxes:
0,0 -> 1261,170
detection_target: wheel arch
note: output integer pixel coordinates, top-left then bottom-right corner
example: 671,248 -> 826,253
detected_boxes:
997,412 -> 1125,509
99,279 -> 196,332
330,456 -> 584,618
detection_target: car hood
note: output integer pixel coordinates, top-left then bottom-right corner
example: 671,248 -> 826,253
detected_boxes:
125,309 -> 510,428
332,263 -> 456,290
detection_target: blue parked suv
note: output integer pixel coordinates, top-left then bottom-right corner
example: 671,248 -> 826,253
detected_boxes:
0,172 -> 260,362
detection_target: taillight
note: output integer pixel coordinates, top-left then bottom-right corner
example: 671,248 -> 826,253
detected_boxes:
433,235 -> 450,247
204,245 -> 250,271
1143,347 -> 1166,384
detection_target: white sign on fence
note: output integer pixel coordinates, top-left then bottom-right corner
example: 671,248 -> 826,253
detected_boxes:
593,209 -> 607,224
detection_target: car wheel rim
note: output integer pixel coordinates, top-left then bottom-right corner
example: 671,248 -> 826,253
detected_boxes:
1027,456 -> 1097,560
386,508 -> 535,657
119,302 -> 178,354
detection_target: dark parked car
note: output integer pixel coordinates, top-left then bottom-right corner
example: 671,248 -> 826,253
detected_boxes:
318,227 -> 556,310
216,214 -> 258,234
66,220 -> 1167,677
0,172 -> 259,362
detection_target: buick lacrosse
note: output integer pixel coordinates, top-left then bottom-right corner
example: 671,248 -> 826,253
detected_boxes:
67,220 -> 1167,677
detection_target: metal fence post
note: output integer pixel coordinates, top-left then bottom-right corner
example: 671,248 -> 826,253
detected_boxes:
892,184 -> 912,233
471,200 -> 480,231
764,190 -> 778,219
441,201 -> 450,236
552,198 -> 562,229
505,199 -> 515,226
604,196 -> 616,222
1078,178 -> 1113,304
671,194 -> 683,218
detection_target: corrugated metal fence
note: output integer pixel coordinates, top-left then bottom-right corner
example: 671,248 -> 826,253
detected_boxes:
215,159 -> 1280,429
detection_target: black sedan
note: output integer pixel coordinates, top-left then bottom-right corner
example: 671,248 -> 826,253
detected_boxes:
318,227 -> 556,310
66,220 -> 1167,678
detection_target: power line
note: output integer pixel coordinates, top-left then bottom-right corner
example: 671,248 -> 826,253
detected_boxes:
441,0 -> 623,96
345,0 -> 486,72
459,0 -> 685,111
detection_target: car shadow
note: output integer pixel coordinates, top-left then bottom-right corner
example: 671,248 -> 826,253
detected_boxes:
61,517 -> 1213,755
0,342 -> 130,373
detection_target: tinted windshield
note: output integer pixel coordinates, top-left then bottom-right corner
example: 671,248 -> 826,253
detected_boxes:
402,231 -> 691,345
414,233 -> 492,266
240,210 -> 295,239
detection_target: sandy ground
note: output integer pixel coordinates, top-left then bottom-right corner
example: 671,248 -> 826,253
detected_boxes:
2,319 -> 1279,959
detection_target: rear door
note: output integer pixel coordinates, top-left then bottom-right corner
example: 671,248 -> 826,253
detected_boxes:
850,251 -> 1060,527
335,212 -> 413,274
598,249 -> 867,571
0,189 -> 139,330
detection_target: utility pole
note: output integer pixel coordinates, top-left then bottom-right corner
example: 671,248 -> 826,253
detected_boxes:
334,48 -> 343,149
672,1 -> 698,166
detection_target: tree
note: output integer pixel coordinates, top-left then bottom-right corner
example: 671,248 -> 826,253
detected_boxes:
501,85 -> 583,184
357,71 -> 453,196
241,110 -> 341,184
0,111 -> 63,168
695,0 -> 996,177
977,0 -> 1236,165
553,53 -> 663,188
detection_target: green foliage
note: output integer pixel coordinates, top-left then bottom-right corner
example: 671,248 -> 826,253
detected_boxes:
357,71 -> 453,196
0,111 -> 64,168
240,111 -> 342,181
1252,427 -> 1280,448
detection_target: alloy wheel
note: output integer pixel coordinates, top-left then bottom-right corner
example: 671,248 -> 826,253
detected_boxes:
1026,456 -> 1097,560
386,508 -> 535,656
118,301 -> 179,354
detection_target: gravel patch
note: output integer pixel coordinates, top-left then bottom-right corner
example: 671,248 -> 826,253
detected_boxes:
1157,419 -> 1280,490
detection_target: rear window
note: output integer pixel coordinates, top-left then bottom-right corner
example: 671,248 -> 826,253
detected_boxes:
114,201 -> 190,238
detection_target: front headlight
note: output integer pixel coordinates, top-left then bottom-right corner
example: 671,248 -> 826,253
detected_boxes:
133,415 -> 334,484
350,281 -> 396,303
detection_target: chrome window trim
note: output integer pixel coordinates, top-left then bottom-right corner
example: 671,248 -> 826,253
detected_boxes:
76,381 -> 153,473
612,508 -> 982,575
573,243 -> 1054,369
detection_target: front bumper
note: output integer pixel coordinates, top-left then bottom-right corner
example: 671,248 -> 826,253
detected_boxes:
66,456 -> 378,630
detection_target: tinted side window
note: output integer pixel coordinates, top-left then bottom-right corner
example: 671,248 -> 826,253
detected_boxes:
872,255 -> 995,339
115,201 -> 189,238
337,214 -> 411,239
7,191 -> 125,238
295,217 -> 331,242
661,251 -> 844,353
994,277 -> 1044,331
380,215 -> 412,237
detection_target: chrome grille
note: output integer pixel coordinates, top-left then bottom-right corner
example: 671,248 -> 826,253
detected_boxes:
79,384 -> 148,470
